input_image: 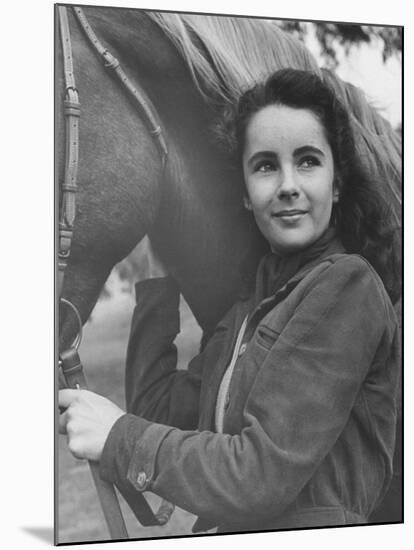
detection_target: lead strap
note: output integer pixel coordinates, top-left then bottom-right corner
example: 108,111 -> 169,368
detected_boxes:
60,348 -> 129,539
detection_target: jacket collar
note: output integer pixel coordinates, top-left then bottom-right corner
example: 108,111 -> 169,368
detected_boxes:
247,238 -> 345,323
275,238 -> 345,293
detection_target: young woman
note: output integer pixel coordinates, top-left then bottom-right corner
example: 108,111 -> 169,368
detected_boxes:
59,69 -> 401,532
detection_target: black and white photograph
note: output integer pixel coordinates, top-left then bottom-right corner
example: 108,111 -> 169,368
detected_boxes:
54,1 -> 403,545
4,0 -> 409,549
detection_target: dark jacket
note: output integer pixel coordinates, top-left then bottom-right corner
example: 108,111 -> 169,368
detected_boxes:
100,247 -> 400,533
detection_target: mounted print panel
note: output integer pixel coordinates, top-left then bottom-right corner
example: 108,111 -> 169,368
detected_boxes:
56,2 -> 402,545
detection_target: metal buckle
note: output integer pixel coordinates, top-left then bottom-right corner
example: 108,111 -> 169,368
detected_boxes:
60,297 -> 83,350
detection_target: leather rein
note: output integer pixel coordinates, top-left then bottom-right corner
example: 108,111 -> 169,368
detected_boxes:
57,5 -> 172,539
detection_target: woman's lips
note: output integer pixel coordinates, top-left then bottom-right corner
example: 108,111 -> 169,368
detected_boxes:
272,210 -> 308,223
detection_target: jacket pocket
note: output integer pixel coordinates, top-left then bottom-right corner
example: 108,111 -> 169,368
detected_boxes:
255,325 -> 281,351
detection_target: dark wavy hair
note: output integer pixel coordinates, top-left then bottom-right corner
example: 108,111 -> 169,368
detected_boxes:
216,68 -> 401,303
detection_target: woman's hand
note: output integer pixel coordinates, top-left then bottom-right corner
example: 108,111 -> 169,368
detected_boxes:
58,389 -> 125,462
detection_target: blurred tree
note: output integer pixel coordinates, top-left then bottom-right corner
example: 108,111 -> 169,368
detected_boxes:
276,21 -> 402,69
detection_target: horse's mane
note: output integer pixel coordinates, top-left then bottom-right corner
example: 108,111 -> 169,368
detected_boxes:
148,12 -> 401,221
147,12 -> 319,103
321,69 -> 401,212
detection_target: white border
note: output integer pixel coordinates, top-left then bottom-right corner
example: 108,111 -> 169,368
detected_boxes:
3,0 -> 409,548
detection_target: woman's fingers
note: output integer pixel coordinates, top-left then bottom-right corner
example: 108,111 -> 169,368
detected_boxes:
58,388 -> 80,409
58,389 -> 79,435
57,389 -> 125,461
59,410 -> 68,434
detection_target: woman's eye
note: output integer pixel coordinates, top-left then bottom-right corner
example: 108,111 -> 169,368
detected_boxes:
254,161 -> 276,173
299,156 -> 320,169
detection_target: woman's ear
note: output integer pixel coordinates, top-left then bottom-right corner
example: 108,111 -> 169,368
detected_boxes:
243,196 -> 252,210
333,187 -> 340,204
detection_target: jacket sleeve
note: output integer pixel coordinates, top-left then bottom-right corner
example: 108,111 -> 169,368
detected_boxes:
102,257 -> 391,526
125,277 -> 229,430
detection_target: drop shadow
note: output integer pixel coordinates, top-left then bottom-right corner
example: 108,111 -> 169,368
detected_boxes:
21,526 -> 54,545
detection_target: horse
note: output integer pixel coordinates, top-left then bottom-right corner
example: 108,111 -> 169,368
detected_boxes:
56,4 -> 402,528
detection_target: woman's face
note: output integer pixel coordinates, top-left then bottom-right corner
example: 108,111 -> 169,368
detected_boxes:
242,104 -> 338,255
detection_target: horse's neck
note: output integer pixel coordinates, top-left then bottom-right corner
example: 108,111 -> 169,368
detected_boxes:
84,7 -> 252,328
60,6 -> 260,333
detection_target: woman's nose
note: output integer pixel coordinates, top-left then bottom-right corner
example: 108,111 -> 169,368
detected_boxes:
277,169 -> 300,200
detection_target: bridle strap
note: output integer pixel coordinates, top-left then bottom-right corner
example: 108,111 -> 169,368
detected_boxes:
73,6 -> 168,168
58,6 -> 80,297
58,5 -> 169,296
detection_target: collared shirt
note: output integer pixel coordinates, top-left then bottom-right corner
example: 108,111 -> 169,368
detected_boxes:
215,314 -> 248,433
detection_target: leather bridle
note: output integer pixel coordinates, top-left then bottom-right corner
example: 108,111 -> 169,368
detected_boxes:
57,5 -> 173,539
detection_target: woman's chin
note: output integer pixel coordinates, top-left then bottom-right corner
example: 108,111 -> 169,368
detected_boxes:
268,233 -> 313,255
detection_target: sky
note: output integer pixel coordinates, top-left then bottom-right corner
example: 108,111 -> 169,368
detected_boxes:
304,25 -> 402,127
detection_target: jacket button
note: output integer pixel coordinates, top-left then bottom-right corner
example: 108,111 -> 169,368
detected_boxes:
238,343 -> 247,356
136,471 -> 147,489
